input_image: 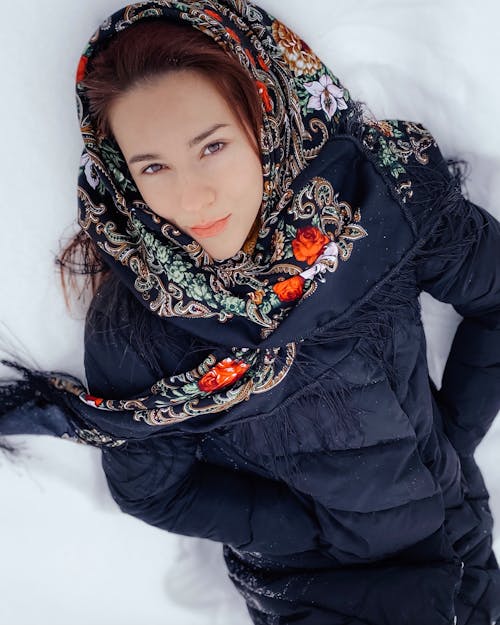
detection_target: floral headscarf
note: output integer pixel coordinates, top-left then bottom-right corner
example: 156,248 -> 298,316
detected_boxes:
0,0 -> 373,449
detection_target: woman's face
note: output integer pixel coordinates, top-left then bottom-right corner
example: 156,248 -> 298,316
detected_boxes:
108,69 -> 264,261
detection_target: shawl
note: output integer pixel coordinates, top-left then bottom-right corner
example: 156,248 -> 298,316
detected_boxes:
0,0 -> 450,453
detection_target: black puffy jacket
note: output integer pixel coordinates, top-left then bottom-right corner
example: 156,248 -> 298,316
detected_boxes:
84,121 -> 500,625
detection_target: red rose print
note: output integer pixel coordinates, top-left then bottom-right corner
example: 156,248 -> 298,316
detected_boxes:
198,358 -> 250,393
273,275 -> 305,302
292,226 -> 330,265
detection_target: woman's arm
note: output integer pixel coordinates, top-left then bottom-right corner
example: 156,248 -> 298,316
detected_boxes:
100,434 -> 320,554
414,141 -> 500,457
85,303 -> 321,555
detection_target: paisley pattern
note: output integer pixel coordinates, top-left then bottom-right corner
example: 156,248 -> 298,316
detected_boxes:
45,0 -> 370,433
361,119 -> 436,202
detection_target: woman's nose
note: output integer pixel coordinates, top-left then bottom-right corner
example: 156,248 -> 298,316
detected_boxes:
177,176 -> 215,215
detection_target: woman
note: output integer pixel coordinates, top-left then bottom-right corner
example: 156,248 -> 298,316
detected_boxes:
1,1 -> 499,623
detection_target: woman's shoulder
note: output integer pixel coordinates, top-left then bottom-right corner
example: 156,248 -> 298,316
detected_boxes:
357,117 -> 460,235
358,118 -> 450,185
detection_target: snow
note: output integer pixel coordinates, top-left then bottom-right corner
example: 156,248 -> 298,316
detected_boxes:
0,1 -> 499,623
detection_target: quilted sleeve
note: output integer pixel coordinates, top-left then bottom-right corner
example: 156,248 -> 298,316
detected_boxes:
100,436 -> 321,555
84,303 -> 321,555
410,128 -> 500,457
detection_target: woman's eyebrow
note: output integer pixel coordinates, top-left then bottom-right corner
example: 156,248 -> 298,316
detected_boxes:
128,123 -> 231,165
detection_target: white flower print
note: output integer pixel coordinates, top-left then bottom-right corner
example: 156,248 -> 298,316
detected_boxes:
80,152 -> 99,189
303,73 -> 348,120
300,241 -> 339,281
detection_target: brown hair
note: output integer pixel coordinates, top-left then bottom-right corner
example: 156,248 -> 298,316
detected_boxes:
58,19 -> 263,313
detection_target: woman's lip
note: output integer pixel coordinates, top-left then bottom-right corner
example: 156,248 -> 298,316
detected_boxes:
190,214 -> 231,238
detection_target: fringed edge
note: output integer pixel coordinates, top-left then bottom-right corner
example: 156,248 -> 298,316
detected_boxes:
0,358 -> 68,459
0,358 -> 83,409
0,372 -> 35,459
0,356 -> 129,459
0,325 -> 47,459
295,245 -> 421,390
403,157 -> 482,267
227,365 -> 359,484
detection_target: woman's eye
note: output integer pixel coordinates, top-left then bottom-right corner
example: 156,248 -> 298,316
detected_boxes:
142,142 -> 225,175
142,163 -> 163,175
203,141 -> 225,156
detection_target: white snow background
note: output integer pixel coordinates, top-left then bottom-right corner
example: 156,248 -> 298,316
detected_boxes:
0,1 -> 499,624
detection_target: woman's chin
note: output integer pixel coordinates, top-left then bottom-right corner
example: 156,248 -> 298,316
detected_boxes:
211,250 -> 240,262
206,242 -> 244,262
